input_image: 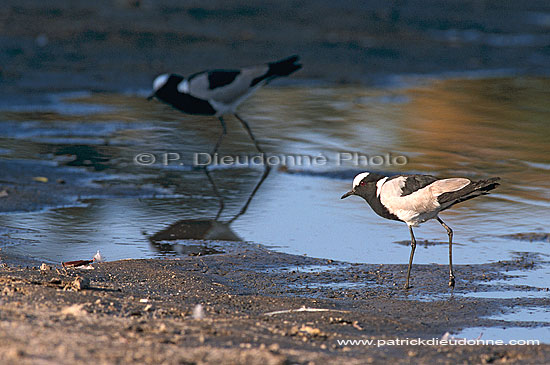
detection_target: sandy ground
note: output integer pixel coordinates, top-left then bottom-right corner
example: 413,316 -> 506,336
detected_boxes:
1,246 -> 550,364
2,1 -> 550,363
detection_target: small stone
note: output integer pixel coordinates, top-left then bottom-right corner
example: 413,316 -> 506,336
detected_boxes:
72,276 -> 90,290
268,343 -> 280,352
61,304 -> 87,317
192,304 -> 204,319
6,347 -> 25,359
300,325 -> 322,336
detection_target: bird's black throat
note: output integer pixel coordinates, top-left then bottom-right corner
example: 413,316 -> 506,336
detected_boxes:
353,180 -> 401,222
155,74 -> 217,115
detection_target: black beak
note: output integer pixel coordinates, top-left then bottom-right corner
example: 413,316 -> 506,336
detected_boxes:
341,190 -> 354,199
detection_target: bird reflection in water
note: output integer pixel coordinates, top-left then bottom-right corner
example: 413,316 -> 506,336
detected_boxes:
149,165 -> 271,256
55,145 -> 110,171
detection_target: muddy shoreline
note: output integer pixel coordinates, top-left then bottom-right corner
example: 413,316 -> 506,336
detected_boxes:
2,0 -> 550,363
1,245 -> 549,364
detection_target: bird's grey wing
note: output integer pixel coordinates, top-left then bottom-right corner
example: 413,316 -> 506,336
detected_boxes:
186,65 -> 269,104
429,178 -> 471,197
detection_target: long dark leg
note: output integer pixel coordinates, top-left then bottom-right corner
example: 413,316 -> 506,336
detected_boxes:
211,116 -> 227,157
405,225 -> 417,289
437,217 -> 455,288
234,113 -> 265,154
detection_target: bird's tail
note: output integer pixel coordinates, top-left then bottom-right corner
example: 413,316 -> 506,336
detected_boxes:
438,177 -> 500,208
267,55 -> 302,78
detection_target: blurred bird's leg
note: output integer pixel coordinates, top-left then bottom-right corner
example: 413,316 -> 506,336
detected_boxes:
204,168 -> 225,221
405,225 -> 417,289
227,163 -> 271,224
437,217 -> 455,288
211,116 -> 227,157
234,113 -> 265,155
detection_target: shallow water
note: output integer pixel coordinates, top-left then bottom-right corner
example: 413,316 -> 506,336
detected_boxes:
463,290 -> 549,300
486,307 -> 550,323
0,77 -> 549,269
454,326 -> 550,344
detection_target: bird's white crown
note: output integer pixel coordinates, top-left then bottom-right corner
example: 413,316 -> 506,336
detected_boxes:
153,74 -> 170,91
352,172 -> 370,189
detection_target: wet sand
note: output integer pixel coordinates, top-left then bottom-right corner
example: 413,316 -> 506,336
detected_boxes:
2,1 -> 550,363
1,246 -> 550,364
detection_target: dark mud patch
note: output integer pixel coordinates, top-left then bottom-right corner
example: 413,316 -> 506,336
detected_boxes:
0,158 -> 177,213
151,241 -> 227,257
500,232 -> 550,243
393,239 -> 465,247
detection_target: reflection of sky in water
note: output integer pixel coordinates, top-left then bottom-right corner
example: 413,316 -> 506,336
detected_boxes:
463,291 -> 550,299
0,78 -> 549,268
485,266 -> 550,290
454,327 -> 549,343
486,307 -> 550,323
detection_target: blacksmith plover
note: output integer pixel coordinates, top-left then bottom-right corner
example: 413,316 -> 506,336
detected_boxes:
341,172 -> 500,289
148,56 -> 302,155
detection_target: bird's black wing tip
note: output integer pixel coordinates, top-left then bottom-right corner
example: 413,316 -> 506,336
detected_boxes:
289,55 -> 302,69
488,176 -> 501,186
281,55 -> 300,63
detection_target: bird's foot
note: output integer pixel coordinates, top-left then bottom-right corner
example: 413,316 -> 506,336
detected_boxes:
448,276 -> 455,288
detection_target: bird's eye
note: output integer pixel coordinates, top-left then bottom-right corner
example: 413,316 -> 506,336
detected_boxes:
360,181 -> 366,186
